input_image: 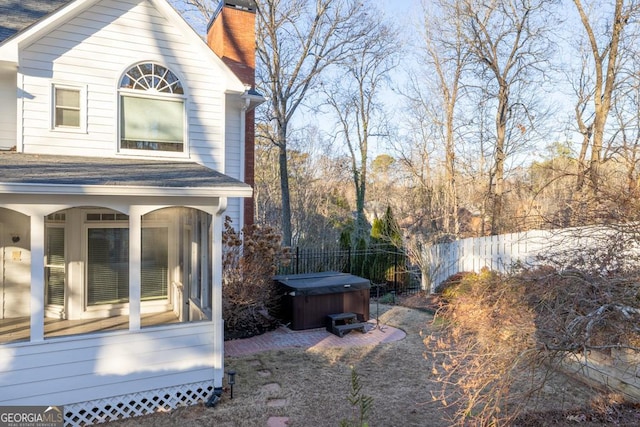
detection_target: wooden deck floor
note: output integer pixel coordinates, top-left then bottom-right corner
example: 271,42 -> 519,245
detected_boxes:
0,311 -> 179,344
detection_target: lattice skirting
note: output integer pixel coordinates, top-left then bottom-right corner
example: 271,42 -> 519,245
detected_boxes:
63,381 -> 214,426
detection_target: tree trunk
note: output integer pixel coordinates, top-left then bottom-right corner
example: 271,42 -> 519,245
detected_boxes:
573,0 -> 626,194
445,102 -> 458,236
278,148 -> 292,246
491,83 -> 508,235
575,119 -> 591,192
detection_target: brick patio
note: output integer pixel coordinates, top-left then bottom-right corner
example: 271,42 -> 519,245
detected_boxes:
224,321 -> 406,357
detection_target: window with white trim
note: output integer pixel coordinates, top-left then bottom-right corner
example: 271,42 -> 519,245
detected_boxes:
52,84 -> 85,130
119,63 -> 185,153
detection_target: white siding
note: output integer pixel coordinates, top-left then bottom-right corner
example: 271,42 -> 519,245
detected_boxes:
223,100 -> 242,180
0,322 -> 216,405
222,100 -> 243,227
19,0 -> 228,170
0,67 -> 17,149
0,209 -> 31,318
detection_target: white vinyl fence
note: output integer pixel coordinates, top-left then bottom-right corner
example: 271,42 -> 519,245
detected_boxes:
425,225 -> 640,293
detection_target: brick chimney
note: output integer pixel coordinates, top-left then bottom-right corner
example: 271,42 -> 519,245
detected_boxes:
207,0 -> 257,227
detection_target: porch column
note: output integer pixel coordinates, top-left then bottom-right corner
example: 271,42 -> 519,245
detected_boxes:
212,198 -> 227,388
30,214 -> 45,342
129,207 -> 142,331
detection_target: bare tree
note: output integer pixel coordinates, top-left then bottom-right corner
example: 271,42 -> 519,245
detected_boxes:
255,0 -> 371,246
460,0 -> 556,234
170,0 -> 372,246
414,0 -> 471,236
254,123 -> 282,227
571,0 -> 640,192
255,124 -> 353,247
169,0 -> 219,33
369,154 -> 397,210
570,48 -> 596,192
322,13 -> 399,244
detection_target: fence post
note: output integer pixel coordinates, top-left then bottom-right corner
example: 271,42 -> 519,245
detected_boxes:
295,246 -> 299,274
394,249 -> 398,294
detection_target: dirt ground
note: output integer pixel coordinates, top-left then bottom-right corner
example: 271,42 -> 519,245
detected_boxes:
106,294 -> 640,426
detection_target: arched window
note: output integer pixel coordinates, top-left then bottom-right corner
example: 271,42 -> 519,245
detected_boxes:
119,63 -> 185,153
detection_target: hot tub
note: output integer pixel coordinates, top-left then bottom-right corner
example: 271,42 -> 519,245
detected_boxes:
274,272 -> 370,330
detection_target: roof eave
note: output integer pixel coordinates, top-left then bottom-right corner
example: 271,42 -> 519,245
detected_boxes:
0,0 -> 246,93
0,183 -> 253,198
0,0 -> 99,63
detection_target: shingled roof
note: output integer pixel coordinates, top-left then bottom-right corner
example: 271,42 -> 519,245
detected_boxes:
0,152 -> 251,194
0,0 -> 73,43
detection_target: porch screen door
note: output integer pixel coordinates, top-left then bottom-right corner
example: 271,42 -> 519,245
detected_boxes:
87,228 -> 129,305
141,226 -> 169,301
45,227 -> 65,306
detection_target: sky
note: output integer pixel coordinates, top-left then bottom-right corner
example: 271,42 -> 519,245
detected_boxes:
170,0 -> 418,45
168,0 -> 571,165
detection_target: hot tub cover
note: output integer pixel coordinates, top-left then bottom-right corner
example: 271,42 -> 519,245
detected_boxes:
274,272 -> 370,296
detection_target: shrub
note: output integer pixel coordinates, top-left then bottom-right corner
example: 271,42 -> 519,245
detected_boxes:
430,266 -> 640,425
430,269 -> 546,425
222,216 -> 290,339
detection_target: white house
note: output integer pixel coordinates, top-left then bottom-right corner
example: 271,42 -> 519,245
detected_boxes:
0,0 -> 260,424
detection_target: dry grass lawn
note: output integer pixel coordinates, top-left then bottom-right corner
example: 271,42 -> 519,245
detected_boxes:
108,300 -> 599,426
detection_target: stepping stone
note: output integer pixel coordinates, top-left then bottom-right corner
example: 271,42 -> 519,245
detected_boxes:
266,398 -> 286,407
267,417 -> 290,427
262,383 -> 281,393
257,369 -> 272,377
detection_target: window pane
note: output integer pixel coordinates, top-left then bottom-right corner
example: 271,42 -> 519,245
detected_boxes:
141,227 -> 168,301
121,63 -> 183,94
55,108 -> 80,127
121,96 -> 184,149
87,228 -> 129,305
139,63 -> 153,75
56,88 -> 80,108
54,87 -> 81,128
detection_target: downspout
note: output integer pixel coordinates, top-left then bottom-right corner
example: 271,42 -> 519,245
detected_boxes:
206,196 -> 228,407
16,70 -> 24,152
238,89 -> 250,229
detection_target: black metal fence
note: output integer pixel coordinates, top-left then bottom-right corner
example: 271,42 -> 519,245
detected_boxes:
277,245 -> 423,297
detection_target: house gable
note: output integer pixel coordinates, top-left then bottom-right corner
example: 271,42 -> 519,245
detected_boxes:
1,0 -> 260,226
9,0 -> 245,170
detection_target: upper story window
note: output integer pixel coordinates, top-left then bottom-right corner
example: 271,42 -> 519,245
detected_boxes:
119,63 -> 185,153
52,83 -> 86,132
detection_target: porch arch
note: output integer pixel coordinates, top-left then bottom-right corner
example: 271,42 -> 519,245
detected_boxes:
141,207 -> 215,324
35,206 -> 217,339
